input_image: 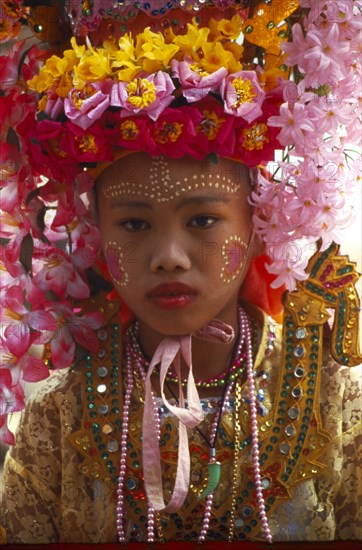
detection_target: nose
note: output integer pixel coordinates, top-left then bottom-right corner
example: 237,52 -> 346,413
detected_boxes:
150,232 -> 192,273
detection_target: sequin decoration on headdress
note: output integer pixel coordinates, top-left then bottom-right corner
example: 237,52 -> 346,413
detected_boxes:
0,0 -> 361,445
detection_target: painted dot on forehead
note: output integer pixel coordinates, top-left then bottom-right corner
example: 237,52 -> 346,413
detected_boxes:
101,156 -> 243,203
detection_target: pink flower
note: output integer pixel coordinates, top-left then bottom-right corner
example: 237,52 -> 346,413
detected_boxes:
64,82 -> 111,129
282,23 -> 350,87
171,59 -> 227,103
220,71 -> 265,123
0,143 -> 29,213
47,302 -> 103,368
0,415 -> 16,446
0,209 -> 31,264
253,210 -> 292,243
33,248 -> 90,300
0,41 -> 41,90
268,102 -> 315,147
265,254 -> 309,290
1,285 -> 57,357
308,99 -> 356,134
70,221 -> 101,270
39,171 -> 93,228
0,368 -> 25,416
0,368 -> 25,445
44,94 -> 64,119
0,334 -> 49,386
111,71 -> 175,120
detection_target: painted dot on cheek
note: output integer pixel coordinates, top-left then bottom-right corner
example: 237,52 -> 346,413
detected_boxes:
220,236 -> 248,284
105,242 -> 129,287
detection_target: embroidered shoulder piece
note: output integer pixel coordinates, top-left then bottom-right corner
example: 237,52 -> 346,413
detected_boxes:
288,241 -> 361,367
245,242 -> 362,539
68,296 -> 123,489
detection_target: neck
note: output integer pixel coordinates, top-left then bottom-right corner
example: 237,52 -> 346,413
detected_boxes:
137,305 -> 240,383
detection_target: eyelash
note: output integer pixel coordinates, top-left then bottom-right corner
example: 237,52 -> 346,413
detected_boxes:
188,215 -> 219,229
119,219 -> 149,232
119,215 -> 219,232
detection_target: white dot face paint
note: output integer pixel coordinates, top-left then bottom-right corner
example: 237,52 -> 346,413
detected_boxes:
96,153 -> 253,337
101,155 -> 241,203
220,236 -> 248,284
104,241 -> 129,287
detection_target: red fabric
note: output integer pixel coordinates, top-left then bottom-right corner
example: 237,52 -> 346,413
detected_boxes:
239,254 -> 285,320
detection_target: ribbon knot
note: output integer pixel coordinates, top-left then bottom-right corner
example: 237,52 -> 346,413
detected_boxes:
142,318 -> 235,512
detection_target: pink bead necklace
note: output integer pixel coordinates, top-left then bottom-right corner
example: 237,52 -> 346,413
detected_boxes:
116,308 -> 272,543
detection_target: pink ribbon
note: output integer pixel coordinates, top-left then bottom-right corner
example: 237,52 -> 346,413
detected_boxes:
142,318 -> 235,512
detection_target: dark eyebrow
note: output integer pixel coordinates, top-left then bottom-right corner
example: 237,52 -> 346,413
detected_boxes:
175,194 -> 231,210
110,199 -> 152,210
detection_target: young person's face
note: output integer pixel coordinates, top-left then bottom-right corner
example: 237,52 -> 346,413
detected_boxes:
96,153 -> 254,336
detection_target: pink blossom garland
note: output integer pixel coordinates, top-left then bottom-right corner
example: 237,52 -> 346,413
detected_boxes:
255,0 -> 361,289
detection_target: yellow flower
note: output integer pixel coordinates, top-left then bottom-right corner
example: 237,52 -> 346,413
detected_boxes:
126,78 -> 157,108
200,42 -> 239,74
0,17 -> 15,43
223,42 -> 244,72
120,120 -> 139,141
242,123 -> 269,151
70,37 -> 86,58
75,134 -> 99,154
111,34 -> 141,81
38,95 -> 47,112
173,19 -> 209,60
72,46 -> 111,89
231,77 -> 257,108
72,84 -> 97,109
217,15 -> 244,40
55,73 -> 73,98
136,28 -> 179,73
27,49 -> 78,94
154,122 -> 183,144
197,110 -> 225,141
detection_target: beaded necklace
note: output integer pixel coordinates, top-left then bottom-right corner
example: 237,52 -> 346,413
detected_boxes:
128,316 -> 257,389
116,307 -> 272,543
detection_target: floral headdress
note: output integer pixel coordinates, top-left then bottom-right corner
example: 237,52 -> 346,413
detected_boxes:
0,0 -> 360,444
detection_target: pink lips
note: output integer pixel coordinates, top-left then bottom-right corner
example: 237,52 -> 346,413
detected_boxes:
147,282 -> 198,310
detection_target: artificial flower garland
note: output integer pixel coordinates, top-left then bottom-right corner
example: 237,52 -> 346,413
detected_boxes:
0,0 -> 360,445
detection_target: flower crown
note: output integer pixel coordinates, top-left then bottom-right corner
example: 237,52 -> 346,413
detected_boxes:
0,0 -> 360,444
26,16 -> 286,177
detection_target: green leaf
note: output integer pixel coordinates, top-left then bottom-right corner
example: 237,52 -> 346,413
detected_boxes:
19,234 -> 34,274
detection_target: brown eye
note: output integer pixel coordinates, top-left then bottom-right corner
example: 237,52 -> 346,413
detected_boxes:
120,219 -> 149,232
188,216 -> 218,229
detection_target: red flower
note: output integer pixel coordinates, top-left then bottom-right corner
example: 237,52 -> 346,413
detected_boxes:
150,106 -> 202,158
106,111 -> 153,152
191,97 -> 235,159
31,119 -> 79,183
66,120 -> 112,164
233,102 -> 283,167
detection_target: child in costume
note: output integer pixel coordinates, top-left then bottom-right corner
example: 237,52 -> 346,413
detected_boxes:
0,0 -> 361,544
